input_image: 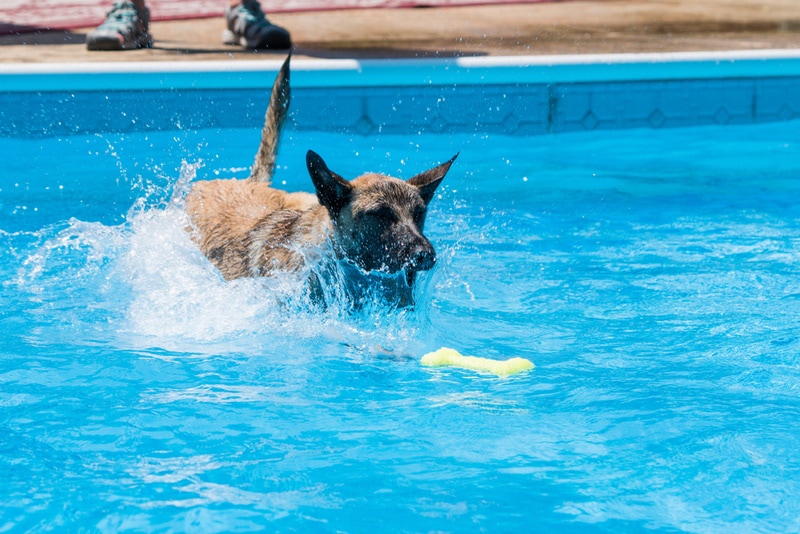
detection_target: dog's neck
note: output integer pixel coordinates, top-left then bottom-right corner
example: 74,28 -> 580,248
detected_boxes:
307,256 -> 415,309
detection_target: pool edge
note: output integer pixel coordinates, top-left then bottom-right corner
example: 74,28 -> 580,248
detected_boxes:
3,49 -> 800,92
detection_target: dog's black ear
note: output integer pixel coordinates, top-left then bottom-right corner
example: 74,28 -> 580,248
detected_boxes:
306,150 -> 352,214
407,153 -> 458,204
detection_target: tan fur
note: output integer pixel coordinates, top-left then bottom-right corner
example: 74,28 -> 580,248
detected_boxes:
185,179 -> 328,279
249,54 -> 291,184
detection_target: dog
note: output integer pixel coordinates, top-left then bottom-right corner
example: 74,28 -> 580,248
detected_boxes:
185,55 -> 457,307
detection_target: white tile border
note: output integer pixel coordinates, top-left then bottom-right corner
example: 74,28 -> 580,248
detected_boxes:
3,50 -> 800,91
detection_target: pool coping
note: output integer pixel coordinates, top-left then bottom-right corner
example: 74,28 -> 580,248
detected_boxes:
4,49 -> 800,92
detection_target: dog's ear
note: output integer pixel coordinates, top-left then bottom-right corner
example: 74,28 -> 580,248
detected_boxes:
306,150 -> 352,214
407,153 -> 458,204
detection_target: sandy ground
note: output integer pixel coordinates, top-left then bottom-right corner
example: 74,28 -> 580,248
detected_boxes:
0,0 -> 800,63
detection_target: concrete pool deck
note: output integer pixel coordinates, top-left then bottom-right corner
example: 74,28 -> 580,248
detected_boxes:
1,0 -> 800,64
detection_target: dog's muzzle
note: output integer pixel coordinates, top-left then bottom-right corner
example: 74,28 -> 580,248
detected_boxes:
405,241 -> 436,272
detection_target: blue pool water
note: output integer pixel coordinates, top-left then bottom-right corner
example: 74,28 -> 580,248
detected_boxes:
2,118 -> 800,532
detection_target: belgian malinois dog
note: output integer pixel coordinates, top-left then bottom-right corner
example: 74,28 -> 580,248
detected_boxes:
185,55 -> 457,307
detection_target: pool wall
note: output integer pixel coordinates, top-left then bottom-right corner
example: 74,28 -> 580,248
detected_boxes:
2,50 -> 800,138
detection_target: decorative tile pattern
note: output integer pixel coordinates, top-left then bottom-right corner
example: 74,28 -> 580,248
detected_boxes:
755,78 -> 800,123
2,76 -> 799,139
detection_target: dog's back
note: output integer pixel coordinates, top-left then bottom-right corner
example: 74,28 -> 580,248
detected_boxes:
186,179 -> 325,278
185,55 -> 325,279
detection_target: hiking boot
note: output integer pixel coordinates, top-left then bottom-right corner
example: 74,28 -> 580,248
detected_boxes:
223,0 -> 292,50
86,1 -> 152,51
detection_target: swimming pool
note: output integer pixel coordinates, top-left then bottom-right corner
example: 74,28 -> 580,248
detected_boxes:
2,54 -> 800,532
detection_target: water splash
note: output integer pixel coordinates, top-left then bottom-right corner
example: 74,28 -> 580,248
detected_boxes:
11,159 -> 438,357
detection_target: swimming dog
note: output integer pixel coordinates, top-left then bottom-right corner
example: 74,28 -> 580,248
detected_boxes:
185,55 -> 457,306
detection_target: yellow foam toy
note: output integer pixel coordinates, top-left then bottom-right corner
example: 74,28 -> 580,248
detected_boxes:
421,347 -> 534,377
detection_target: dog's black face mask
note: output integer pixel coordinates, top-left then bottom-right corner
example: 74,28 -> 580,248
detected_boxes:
306,150 -> 457,276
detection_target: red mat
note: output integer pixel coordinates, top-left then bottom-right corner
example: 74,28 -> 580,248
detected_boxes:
0,0 -> 543,34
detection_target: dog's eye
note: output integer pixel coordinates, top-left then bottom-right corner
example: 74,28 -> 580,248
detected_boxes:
412,206 -> 426,222
367,205 -> 395,221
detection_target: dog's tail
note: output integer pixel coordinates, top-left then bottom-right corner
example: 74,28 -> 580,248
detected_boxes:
249,53 -> 292,184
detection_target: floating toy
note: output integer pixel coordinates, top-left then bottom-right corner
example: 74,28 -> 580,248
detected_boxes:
421,347 -> 534,377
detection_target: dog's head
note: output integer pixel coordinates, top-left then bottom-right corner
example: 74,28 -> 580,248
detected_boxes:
306,150 -> 457,276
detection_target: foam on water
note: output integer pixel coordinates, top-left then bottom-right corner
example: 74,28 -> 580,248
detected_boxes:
6,156 -> 435,358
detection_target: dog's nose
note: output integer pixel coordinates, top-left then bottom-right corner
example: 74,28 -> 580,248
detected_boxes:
409,244 -> 436,271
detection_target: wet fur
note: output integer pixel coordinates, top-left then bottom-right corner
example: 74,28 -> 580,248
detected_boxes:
185,55 -> 456,303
